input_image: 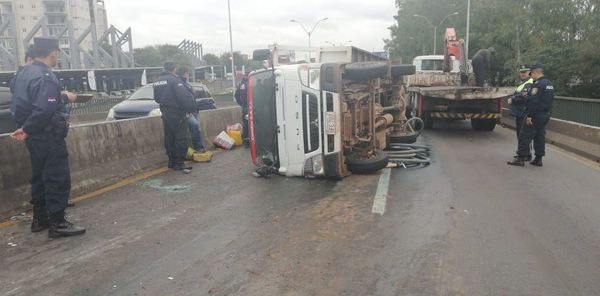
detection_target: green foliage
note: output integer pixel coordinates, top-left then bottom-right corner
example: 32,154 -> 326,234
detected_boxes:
134,44 -> 192,70
202,53 -> 221,66
386,0 -> 600,98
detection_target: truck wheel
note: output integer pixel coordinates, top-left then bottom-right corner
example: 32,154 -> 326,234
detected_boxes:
343,62 -> 388,81
471,119 -> 496,131
391,64 -> 416,77
346,150 -> 390,174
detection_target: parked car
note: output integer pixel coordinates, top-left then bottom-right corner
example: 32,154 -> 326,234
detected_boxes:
0,87 -> 16,135
106,83 -> 216,121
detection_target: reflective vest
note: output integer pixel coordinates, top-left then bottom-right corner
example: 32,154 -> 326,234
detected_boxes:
516,78 -> 534,92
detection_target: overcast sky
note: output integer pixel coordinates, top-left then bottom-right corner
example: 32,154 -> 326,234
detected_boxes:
105,0 -> 397,55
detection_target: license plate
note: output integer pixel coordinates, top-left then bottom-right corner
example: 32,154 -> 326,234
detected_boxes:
326,112 -> 336,135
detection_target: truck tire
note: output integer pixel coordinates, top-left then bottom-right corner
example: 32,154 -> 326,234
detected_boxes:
346,150 -> 390,174
391,64 -> 416,77
343,62 -> 388,81
471,119 -> 496,131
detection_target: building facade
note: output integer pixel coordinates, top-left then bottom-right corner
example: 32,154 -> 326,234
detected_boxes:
0,0 -> 109,70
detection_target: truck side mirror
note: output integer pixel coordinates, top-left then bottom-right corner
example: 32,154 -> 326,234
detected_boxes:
253,49 -> 271,61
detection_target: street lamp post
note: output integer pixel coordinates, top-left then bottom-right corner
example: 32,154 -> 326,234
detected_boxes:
290,18 -> 328,63
466,0 -> 471,59
227,0 -> 235,100
413,12 -> 459,55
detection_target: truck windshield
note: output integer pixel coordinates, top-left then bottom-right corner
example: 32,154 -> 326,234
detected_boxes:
250,70 -> 278,166
421,60 -> 444,71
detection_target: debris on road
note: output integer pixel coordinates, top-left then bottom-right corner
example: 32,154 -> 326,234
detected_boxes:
213,131 -> 236,150
386,143 -> 432,169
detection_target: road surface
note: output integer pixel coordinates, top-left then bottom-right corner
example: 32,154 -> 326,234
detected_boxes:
1,122 -> 599,296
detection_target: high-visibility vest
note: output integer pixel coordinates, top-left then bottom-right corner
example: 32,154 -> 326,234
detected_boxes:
516,78 -> 534,92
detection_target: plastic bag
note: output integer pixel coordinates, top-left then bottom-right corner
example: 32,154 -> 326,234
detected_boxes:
213,131 -> 235,150
226,123 -> 243,132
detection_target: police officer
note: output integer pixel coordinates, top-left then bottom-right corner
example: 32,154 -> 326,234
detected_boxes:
176,66 -> 206,153
471,47 -> 496,87
153,62 -> 198,170
234,77 -> 249,148
508,64 -> 554,167
508,65 -> 534,160
10,38 -> 85,238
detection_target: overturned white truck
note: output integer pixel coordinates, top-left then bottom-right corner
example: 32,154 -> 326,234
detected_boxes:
249,47 -> 416,178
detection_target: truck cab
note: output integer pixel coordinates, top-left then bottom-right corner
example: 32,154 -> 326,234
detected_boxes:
413,55 -> 461,73
249,64 -> 346,178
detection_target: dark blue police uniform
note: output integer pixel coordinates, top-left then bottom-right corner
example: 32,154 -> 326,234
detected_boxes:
517,74 -> 554,158
11,60 -> 71,215
153,72 -> 198,168
235,78 -> 249,144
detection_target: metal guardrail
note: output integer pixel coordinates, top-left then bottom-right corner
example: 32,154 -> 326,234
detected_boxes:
69,95 -> 125,116
552,96 -> 600,127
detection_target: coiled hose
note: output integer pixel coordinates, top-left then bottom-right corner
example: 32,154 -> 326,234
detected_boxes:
386,143 -> 432,169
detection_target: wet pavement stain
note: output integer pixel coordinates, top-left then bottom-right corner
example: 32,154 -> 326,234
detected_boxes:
140,179 -> 193,193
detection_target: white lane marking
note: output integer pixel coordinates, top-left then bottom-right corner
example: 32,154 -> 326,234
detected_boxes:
372,168 -> 392,215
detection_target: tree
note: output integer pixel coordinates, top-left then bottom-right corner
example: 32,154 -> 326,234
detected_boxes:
386,0 -> 600,97
202,53 -> 221,66
220,52 -> 246,73
134,44 -> 192,70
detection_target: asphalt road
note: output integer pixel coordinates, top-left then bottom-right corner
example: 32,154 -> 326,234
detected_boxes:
1,122 -> 599,296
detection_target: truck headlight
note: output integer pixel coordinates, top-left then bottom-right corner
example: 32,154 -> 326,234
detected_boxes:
106,108 -> 115,121
148,108 -> 162,117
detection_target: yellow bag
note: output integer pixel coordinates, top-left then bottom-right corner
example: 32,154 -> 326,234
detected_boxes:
227,130 -> 243,146
193,151 -> 213,163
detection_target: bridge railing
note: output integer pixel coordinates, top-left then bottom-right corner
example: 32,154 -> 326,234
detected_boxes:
69,94 -> 125,116
504,96 -> 600,127
552,96 -> 600,127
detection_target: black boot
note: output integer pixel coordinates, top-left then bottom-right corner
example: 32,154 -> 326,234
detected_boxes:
48,211 -> 86,238
172,159 -> 192,171
513,155 -> 532,161
507,157 -> 525,167
530,156 -> 543,167
31,204 -> 49,233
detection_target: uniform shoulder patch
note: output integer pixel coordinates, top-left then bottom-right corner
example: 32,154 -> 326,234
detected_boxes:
546,85 -> 554,90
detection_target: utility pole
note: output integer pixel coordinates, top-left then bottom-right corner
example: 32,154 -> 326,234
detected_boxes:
466,0 -> 471,59
227,0 -> 235,100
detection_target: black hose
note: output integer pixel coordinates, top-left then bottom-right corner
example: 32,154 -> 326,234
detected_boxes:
386,143 -> 432,169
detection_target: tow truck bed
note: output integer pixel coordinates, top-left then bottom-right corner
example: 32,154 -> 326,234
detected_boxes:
407,86 -> 514,100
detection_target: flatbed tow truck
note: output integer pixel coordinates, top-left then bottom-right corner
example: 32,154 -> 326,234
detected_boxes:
405,28 -> 513,131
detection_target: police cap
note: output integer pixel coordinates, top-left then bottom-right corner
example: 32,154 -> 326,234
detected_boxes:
519,64 -> 531,73
33,37 -> 59,52
530,64 -> 544,71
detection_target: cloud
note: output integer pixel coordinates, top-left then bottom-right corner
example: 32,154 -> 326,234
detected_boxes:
104,0 -> 397,55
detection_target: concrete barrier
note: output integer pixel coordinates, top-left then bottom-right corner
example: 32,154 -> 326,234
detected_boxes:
501,109 -> 600,162
0,106 -> 241,218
